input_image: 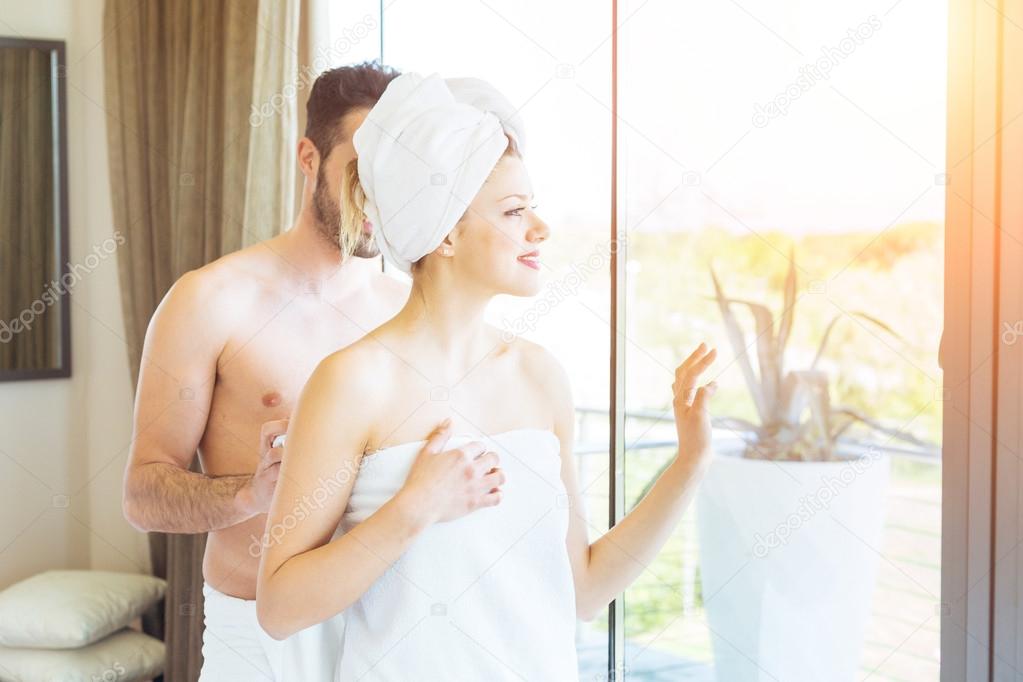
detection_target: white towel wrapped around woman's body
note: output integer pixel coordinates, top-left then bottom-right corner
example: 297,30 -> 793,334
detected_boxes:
331,428 -> 578,681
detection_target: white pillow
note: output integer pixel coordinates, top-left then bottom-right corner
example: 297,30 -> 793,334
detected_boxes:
0,628 -> 164,682
0,571 -> 165,649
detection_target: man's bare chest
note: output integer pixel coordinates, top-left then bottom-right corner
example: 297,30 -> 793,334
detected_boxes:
211,304 -> 374,424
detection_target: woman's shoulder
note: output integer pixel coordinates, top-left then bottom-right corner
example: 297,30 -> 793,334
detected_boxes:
507,335 -> 557,370
500,333 -> 571,400
498,334 -> 575,437
309,335 -> 401,403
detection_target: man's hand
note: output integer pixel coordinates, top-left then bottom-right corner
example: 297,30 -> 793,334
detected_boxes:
672,343 -> 718,471
396,418 -> 506,528
237,418 -> 289,516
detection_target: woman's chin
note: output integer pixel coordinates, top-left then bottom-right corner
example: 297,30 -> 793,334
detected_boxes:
478,266 -> 543,298
501,277 -> 543,298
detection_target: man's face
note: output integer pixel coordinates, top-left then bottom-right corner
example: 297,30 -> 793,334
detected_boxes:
311,108 -> 379,258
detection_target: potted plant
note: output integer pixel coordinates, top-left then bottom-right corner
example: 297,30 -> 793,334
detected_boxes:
688,254 -> 927,682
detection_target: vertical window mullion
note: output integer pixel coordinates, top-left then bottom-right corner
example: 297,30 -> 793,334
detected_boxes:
608,0 -> 627,677
993,0 -> 1023,674
942,0 -> 999,679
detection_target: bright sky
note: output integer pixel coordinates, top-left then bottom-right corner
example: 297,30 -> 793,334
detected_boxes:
330,0 -> 948,236
324,0 -> 949,408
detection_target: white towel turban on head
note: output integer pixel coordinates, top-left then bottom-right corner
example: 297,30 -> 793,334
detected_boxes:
352,71 -> 526,274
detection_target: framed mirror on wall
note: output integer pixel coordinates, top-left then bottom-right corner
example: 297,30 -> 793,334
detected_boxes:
0,37 -> 70,381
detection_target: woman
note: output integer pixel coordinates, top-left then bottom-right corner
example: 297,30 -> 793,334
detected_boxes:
256,71 -> 718,681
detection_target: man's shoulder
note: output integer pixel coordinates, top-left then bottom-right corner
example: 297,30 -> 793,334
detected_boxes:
192,239 -> 285,289
141,239 -> 295,363
165,241 -> 282,316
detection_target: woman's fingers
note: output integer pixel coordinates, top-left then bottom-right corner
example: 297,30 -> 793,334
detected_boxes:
675,342 -> 707,375
422,417 -> 454,455
672,381 -> 697,406
692,382 -> 718,412
474,451 -> 500,473
482,467 -> 506,492
689,347 -> 717,378
674,344 -> 717,406
674,344 -> 716,381
478,489 -> 503,508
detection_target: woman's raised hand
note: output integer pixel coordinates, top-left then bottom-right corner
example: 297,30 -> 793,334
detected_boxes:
672,343 -> 718,470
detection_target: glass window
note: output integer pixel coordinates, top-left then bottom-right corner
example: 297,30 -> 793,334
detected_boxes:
333,0 -> 949,677
619,1 -> 946,679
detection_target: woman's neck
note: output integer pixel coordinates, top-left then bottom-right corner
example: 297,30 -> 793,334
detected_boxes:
391,276 -> 500,382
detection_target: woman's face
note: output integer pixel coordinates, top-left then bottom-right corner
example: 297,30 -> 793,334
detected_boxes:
441,154 -> 550,297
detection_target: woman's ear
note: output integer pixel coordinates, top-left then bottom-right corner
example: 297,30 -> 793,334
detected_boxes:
436,222 -> 465,257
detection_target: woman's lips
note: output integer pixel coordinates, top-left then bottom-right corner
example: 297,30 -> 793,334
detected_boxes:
517,251 -> 540,270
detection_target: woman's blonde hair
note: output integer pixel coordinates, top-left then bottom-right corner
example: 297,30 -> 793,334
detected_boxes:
338,157 -> 366,259
338,133 -> 522,263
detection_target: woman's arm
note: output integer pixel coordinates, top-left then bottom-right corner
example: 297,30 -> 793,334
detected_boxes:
255,350 -> 505,639
551,344 -> 718,621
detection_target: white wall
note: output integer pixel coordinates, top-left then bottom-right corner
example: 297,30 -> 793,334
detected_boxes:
0,0 -> 149,587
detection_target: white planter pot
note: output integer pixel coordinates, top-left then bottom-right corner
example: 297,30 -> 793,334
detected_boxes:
696,438 -> 890,682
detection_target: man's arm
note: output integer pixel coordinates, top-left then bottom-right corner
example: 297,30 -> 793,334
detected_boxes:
122,269 -> 278,533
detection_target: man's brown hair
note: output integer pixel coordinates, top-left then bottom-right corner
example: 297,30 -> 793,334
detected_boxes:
305,60 -> 401,161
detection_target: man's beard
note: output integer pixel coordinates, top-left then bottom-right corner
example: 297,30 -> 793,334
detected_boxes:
312,165 -> 379,258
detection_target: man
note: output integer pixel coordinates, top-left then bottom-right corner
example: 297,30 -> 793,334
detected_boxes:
122,62 -> 493,681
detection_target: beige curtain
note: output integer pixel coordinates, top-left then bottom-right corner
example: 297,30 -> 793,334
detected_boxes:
0,46 -> 56,371
243,0 -> 301,244
103,0 -> 300,678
